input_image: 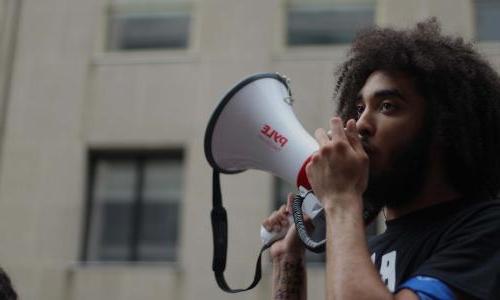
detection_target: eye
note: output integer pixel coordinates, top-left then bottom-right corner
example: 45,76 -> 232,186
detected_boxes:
380,101 -> 397,113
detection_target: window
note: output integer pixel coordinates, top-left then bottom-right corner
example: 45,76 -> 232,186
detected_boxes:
83,150 -> 184,262
475,0 -> 500,41
286,0 -> 375,46
107,0 -> 191,50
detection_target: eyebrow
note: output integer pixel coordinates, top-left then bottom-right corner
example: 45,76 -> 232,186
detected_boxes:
356,89 -> 406,103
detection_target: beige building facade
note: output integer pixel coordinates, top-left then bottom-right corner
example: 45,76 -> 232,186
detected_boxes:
0,0 -> 498,299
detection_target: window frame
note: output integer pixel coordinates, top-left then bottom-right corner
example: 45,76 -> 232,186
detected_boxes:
285,0 -> 376,47
105,1 -> 192,52
474,0 -> 500,42
81,149 -> 184,263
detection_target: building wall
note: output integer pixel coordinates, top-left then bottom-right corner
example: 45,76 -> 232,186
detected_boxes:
0,0 -> 497,299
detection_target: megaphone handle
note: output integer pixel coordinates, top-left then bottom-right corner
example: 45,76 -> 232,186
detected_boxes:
260,214 -> 293,246
292,193 -> 326,253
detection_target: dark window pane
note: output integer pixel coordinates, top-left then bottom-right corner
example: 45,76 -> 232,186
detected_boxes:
287,3 -> 375,46
138,202 -> 179,261
139,159 -> 183,261
84,151 -> 183,262
99,202 -> 133,260
475,0 -> 500,41
108,11 -> 190,50
87,160 -> 136,261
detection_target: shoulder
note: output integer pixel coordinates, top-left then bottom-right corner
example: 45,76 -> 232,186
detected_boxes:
413,199 -> 500,299
449,198 -> 500,229
442,198 -> 500,235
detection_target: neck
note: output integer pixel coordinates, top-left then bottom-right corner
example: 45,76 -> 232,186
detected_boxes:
385,153 -> 461,220
385,183 -> 461,220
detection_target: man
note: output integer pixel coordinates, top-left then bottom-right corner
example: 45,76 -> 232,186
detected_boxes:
263,19 -> 500,300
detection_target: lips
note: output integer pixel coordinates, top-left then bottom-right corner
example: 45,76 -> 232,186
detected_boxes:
361,140 -> 375,156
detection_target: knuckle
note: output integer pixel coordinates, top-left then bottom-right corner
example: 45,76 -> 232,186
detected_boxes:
332,141 -> 348,152
314,128 -> 324,136
330,117 -> 341,124
320,146 -> 332,156
262,221 -> 271,230
359,153 -> 369,164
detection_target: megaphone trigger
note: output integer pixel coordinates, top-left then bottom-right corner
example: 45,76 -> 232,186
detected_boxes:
292,192 -> 326,253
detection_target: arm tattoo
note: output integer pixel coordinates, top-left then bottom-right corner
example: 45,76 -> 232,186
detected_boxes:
274,259 -> 305,300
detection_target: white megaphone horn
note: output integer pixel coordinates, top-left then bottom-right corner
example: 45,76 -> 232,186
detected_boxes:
204,72 -> 325,241
205,73 -> 317,187
204,73 -> 330,293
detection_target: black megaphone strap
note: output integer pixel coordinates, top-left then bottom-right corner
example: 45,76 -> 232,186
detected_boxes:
211,170 -> 272,293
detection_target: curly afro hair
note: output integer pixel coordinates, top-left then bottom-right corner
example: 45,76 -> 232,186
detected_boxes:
335,18 -> 500,198
0,268 -> 16,300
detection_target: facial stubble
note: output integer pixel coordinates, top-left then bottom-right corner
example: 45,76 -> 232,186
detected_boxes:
363,127 -> 433,210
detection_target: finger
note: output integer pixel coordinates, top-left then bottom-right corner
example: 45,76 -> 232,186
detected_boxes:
271,212 -> 284,232
345,119 -> 364,152
262,207 -> 283,231
279,216 -> 289,227
329,117 -> 347,142
286,193 -> 295,214
278,204 -> 287,215
262,212 -> 277,230
314,128 -> 330,146
262,219 -> 272,231
280,202 -> 293,225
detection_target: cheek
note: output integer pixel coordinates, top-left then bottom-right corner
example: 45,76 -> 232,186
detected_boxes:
372,125 -> 417,170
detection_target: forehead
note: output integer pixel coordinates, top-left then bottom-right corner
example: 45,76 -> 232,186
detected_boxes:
358,70 -> 419,100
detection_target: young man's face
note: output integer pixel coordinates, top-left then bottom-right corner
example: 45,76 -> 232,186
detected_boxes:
355,70 -> 431,207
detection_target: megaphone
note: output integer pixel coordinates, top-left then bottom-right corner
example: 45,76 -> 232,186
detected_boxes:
204,73 -> 326,293
204,72 -> 325,242
204,73 -> 380,293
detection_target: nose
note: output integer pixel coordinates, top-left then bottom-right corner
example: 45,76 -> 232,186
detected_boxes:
356,109 -> 375,138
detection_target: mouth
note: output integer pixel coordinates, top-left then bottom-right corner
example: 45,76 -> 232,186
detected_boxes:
361,139 -> 375,156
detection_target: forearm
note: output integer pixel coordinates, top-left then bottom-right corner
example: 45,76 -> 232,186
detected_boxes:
272,254 -> 307,300
324,195 -> 392,300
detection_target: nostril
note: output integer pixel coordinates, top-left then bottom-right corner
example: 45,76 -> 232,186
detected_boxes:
358,127 -> 372,138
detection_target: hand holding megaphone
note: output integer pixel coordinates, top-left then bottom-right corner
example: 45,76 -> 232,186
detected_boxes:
260,121 -> 368,251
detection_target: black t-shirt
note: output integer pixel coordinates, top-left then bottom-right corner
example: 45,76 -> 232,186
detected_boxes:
368,198 -> 500,299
